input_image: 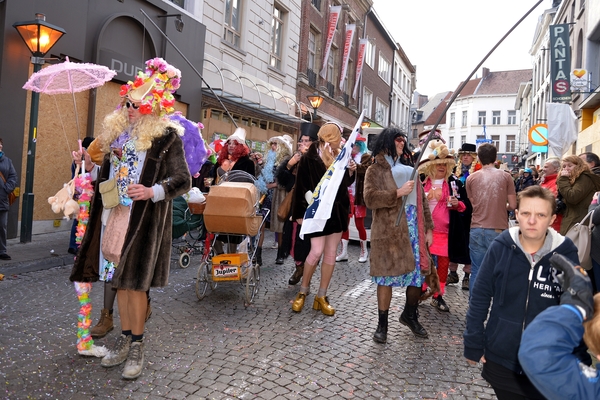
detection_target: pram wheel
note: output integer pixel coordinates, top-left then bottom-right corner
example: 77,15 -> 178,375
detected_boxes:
196,260 -> 216,300
244,265 -> 259,307
179,252 -> 191,269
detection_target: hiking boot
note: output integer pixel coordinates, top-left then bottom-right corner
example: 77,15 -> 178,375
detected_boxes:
101,334 -> 131,367
90,308 -> 114,338
431,295 -> 450,312
122,341 -> 145,380
447,271 -> 459,284
462,274 -> 470,290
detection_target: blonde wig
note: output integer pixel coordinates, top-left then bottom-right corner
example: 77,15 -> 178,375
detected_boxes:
317,122 -> 342,168
560,155 -> 590,185
423,159 -> 455,181
96,104 -> 183,154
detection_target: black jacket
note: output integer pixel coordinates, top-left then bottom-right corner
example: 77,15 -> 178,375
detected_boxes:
291,142 -> 354,237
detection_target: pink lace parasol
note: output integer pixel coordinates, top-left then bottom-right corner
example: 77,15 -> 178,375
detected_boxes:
22,56 -> 116,94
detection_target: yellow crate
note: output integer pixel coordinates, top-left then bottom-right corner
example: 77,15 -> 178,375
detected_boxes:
212,253 -> 249,281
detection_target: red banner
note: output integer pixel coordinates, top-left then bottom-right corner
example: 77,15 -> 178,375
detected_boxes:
353,38 -> 368,99
339,24 -> 355,91
320,5 -> 341,80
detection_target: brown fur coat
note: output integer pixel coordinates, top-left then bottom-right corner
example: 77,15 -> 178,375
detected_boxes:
364,153 -> 434,277
69,128 -> 191,290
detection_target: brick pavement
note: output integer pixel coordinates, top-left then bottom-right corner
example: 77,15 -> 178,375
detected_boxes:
0,240 -> 497,399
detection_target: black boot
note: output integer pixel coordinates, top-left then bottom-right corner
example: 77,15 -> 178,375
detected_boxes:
255,247 -> 262,266
373,309 -> 388,343
275,246 -> 285,265
288,263 -> 304,285
400,304 -> 428,338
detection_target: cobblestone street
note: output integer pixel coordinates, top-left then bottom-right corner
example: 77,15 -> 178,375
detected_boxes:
0,244 -> 496,399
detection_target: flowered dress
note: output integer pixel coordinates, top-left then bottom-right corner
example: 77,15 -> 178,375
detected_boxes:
98,134 -> 142,281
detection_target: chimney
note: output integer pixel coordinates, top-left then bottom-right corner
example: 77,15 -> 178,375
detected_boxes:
482,67 -> 490,78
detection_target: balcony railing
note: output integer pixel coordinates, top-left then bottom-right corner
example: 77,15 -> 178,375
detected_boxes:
326,81 -> 335,98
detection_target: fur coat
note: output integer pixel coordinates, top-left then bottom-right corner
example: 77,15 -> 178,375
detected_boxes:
291,141 -> 354,237
364,153 -> 434,277
69,128 -> 191,290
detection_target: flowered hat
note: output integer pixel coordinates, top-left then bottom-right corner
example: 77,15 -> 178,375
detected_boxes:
119,57 -> 182,116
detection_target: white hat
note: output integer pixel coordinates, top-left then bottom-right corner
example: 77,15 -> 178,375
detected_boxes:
272,134 -> 293,154
227,127 -> 247,145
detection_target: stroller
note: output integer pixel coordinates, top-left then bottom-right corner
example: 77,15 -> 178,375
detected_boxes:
172,196 -> 205,268
195,170 -> 269,307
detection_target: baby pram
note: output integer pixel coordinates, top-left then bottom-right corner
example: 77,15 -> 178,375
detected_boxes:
195,170 -> 269,307
172,196 -> 205,268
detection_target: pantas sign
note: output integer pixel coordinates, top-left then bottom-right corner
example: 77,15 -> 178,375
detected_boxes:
549,24 -> 572,103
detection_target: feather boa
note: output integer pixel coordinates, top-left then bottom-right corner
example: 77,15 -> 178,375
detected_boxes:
256,150 -> 276,194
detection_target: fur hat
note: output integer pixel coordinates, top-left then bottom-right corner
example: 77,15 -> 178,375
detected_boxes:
457,143 -> 477,155
227,127 -> 247,145
120,57 -> 181,116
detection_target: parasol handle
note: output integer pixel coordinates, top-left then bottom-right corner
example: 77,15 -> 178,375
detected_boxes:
78,139 -> 85,176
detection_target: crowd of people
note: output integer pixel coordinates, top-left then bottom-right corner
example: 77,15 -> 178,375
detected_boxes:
63,59 -> 600,393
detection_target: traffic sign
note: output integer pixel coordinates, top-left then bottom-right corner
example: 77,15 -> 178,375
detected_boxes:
528,124 -> 548,146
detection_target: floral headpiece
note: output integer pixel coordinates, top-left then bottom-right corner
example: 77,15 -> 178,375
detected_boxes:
119,57 -> 182,116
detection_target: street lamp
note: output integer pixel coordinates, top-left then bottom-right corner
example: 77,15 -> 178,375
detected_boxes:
306,93 -> 323,120
13,13 -> 65,243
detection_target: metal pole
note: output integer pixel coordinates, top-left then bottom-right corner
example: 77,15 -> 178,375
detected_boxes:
395,0 -> 544,226
20,60 -> 43,243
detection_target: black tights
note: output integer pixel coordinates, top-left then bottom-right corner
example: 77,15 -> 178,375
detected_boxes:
405,285 -> 422,306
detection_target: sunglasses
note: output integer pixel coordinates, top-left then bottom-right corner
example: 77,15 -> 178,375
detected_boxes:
395,137 -> 405,143
125,101 -> 140,110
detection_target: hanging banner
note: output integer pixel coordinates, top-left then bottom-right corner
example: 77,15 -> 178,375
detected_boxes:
570,68 -> 590,92
352,38 -> 368,99
339,24 -> 356,91
320,5 -> 342,79
549,24 -> 572,103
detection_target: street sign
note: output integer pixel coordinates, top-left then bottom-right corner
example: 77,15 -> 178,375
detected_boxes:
476,138 -> 493,145
531,145 -> 548,153
528,124 -> 549,146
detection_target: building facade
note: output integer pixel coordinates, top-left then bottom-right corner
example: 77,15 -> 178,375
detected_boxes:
2,0 -> 206,237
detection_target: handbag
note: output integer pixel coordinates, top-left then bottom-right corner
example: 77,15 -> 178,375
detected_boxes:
101,204 -> 130,263
99,178 -> 119,209
419,250 -> 440,301
565,210 -> 593,270
277,186 -> 295,221
0,171 -> 17,206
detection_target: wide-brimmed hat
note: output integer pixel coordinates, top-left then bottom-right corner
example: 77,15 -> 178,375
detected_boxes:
274,134 -> 294,154
120,57 -> 181,116
226,127 -> 247,145
417,138 -> 455,174
457,143 -> 477,155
